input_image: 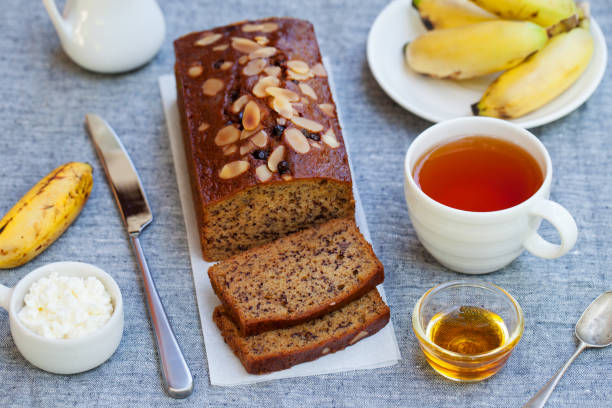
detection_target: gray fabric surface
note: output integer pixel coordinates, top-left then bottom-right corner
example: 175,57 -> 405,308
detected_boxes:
0,0 -> 610,406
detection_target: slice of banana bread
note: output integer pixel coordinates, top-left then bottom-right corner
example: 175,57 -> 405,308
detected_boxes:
208,218 -> 384,336
213,289 -> 390,374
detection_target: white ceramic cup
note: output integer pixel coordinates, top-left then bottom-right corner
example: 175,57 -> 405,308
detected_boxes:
0,262 -> 124,374
404,117 -> 578,274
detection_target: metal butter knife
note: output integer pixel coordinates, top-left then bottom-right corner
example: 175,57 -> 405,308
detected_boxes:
85,114 -> 193,399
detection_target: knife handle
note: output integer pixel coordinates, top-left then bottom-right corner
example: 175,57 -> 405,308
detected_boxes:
129,234 -> 194,399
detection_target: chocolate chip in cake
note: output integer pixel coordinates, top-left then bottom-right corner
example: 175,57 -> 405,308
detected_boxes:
301,129 -> 320,141
271,125 -> 285,139
213,59 -> 224,69
252,149 -> 269,160
277,160 -> 290,174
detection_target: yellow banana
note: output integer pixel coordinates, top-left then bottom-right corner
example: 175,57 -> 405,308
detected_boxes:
472,26 -> 593,119
470,0 -> 577,27
412,0 -> 498,30
405,21 -> 548,79
0,162 -> 93,269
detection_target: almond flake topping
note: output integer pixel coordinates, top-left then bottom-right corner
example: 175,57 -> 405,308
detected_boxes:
242,101 -> 261,130
202,78 -> 224,96
255,164 -> 272,182
222,144 -> 237,156
215,125 -> 240,146
251,130 -> 268,147
287,60 -> 310,74
291,116 -> 323,132
242,58 -> 267,76
198,123 -> 209,132
284,128 -> 310,154
318,103 -> 335,117
195,33 -> 222,46
311,141 -> 322,149
238,55 -> 249,65
219,160 -> 249,179
263,66 -> 281,77
188,66 -> 203,78
254,36 -> 269,45
220,61 -> 233,71
212,44 -> 229,51
322,128 -> 340,148
231,95 -> 249,114
287,70 -> 315,81
271,97 -> 293,119
240,140 -> 256,156
248,47 -> 277,60
299,83 -> 317,100
265,87 -> 300,102
240,127 -> 261,140
242,23 -> 279,33
231,37 -> 261,53
252,76 -> 280,98
267,145 -> 285,172
312,63 -> 327,77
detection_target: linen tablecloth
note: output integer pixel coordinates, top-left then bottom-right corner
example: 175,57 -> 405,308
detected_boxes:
0,0 -> 610,406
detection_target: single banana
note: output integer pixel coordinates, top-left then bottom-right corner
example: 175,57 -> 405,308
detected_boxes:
412,0 -> 498,30
405,21 -> 548,79
472,26 -> 593,119
470,0 -> 577,27
0,162 -> 93,269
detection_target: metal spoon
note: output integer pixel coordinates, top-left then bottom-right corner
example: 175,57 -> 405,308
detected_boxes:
524,291 -> 612,408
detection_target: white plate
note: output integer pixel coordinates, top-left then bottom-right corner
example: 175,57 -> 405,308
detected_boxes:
367,0 -> 608,128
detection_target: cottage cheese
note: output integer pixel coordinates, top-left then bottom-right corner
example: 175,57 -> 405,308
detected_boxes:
18,272 -> 114,340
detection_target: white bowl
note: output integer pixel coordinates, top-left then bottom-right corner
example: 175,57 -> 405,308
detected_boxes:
0,262 -> 124,374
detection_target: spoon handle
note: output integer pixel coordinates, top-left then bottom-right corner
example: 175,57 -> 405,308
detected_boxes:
523,341 -> 587,408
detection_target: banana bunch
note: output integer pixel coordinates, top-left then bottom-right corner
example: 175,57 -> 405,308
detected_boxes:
407,0 -> 593,119
0,162 -> 93,269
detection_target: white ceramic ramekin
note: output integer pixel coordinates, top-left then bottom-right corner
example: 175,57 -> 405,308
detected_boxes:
404,117 -> 578,274
0,261 -> 124,374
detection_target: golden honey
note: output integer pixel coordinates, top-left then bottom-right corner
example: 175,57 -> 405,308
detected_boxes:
420,306 -> 512,382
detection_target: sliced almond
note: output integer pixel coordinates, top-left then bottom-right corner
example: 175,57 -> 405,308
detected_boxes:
299,97 -> 310,105
284,128 -> 310,154
287,70 -> 314,81
271,97 -> 294,119
252,76 -> 280,98
256,164 -> 273,182
212,44 -> 229,51
242,58 -> 267,76
220,61 -> 233,71
240,140 -> 256,156
222,144 -> 237,156
195,33 -> 222,46
299,83 -> 317,100
318,103 -> 335,117
250,130 -> 268,147
261,22 -> 279,33
215,125 -> 240,146
240,126 -> 260,140
202,78 -> 224,96
198,123 -> 209,132
242,101 -> 261,130
238,55 -> 249,65
242,23 -> 263,32
267,145 -> 285,172
231,95 -> 249,114
188,66 -> 203,78
231,37 -> 261,53
248,47 -> 277,60
254,36 -> 269,45
287,60 -> 309,74
312,63 -> 327,77
265,87 -> 299,102
219,160 -> 249,179
311,141 -> 322,149
263,66 -> 281,77
291,116 -> 323,132
322,128 -> 340,148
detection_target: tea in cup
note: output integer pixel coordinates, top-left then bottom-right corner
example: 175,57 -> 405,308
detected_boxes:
404,117 -> 577,274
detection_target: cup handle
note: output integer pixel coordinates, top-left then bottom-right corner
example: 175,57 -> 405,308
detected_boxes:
522,199 -> 578,259
0,283 -> 12,311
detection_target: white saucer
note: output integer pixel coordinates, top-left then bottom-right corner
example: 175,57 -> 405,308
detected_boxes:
367,0 -> 608,128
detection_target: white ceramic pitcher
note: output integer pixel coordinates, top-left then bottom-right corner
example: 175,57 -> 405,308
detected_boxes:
42,0 -> 166,73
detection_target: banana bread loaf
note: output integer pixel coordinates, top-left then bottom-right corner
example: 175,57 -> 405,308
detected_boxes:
213,289 -> 390,374
174,18 -> 355,261
209,218 -> 384,336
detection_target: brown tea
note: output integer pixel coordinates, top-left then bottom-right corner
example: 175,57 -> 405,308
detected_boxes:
413,136 -> 543,212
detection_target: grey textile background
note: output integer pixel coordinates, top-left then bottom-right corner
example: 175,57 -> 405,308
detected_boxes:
0,0 -> 610,406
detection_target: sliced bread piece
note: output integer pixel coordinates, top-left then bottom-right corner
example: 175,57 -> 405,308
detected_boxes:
213,289 -> 390,374
208,217 -> 384,336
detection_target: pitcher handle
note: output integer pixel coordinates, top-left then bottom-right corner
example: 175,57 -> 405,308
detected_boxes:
0,283 -> 12,311
523,199 -> 578,259
41,0 -> 70,41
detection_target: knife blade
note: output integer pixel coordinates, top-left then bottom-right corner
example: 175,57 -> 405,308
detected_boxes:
85,114 -> 193,399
